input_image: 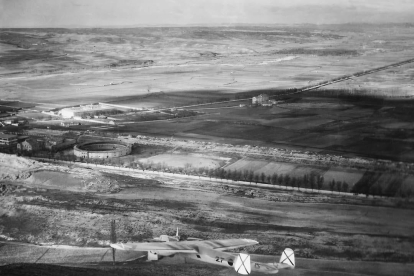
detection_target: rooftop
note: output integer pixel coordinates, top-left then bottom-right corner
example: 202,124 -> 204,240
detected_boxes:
0,133 -> 17,139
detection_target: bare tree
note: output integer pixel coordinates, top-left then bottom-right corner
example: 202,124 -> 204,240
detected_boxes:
234,170 -> 242,182
208,168 -> 215,179
290,177 -> 297,189
336,181 -> 342,194
266,175 -> 271,184
227,170 -> 234,181
253,174 -> 259,184
271,173 -> 278,185
184,163 -> 192,174
198,167 -> 205,176
243,170 -> 249,181
377,185 -> 383,197
342,182 -> 349,193
260,172 -> 266,183
278,174 -> 284,186
317,175 -> 324,192
329,180 -> 336,194
297,178 -> 302,191
248,170 -> 254,183
303,174 -> 309,189
406,188 -> 412,199
309,173 -> 316,191
284,175 -> 290,189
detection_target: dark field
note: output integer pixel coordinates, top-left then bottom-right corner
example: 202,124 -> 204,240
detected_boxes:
99,94 -> 414,163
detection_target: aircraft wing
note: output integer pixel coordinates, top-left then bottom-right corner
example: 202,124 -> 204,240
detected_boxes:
0,241 -> 145,265
190,239 -> 258,251
110,242 -> 198,253
111,239 -> 258,252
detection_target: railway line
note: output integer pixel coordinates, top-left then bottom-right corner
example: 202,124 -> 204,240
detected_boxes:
298,57 -> 414,93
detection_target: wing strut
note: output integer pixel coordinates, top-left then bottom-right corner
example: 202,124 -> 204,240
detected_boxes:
110,220 -> 117,265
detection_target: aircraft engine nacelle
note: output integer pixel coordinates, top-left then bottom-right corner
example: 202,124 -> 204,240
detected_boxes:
148,251 -> 159,261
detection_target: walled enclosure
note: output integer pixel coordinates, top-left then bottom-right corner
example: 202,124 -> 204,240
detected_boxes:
74,141 -> 132,159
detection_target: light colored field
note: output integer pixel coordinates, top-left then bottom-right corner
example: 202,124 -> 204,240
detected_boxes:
225,159 -> 324,177
2,26 -> 414,109
25,171 -> 83,190
227,158 -> 364,186
139,153 -> 221,169
253,162 -> 297,175
23,167 -> 120,193
323,168 -> 364,186
291,166 -> 327,178
224,159 -> 269,172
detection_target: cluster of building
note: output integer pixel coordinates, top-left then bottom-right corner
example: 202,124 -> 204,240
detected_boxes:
0,133 -> 18,148
0,131 -> 76,153
0,127 -> 132,160
55,104 -> 119,120
58,104 -> 103,119
0,118 -> 27,127
251,94 -> 278,106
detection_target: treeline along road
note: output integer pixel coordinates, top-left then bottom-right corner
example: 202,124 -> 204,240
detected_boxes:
298,57 -> 414,93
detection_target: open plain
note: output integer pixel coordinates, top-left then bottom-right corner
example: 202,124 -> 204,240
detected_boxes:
1,24 -> 414,275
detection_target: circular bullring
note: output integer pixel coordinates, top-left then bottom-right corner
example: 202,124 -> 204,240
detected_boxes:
74,141 -> 131,159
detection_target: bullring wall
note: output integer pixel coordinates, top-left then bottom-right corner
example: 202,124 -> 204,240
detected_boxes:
74,141 -> 131,159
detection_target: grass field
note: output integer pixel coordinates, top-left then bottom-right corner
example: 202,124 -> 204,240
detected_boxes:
322,168 -> 364,187
139,153 -> 223,169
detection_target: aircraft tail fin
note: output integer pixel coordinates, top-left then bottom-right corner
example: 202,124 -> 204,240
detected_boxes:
234,253 -> 251,275
278,248 -> 295,268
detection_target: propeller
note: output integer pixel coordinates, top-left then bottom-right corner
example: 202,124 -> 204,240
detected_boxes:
110,220 -> 117,265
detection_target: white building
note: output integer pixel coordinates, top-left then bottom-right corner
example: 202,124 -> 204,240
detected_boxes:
59,104 -> 103,119
252,94 -> 270,105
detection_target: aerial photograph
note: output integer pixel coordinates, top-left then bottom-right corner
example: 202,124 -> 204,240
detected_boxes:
0,0 -> 414,275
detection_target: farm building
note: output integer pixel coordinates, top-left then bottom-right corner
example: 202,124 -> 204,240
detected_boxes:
59,105 -> 102,119
58,104 -> 122,119
0,133 -> 18,147
61,121 -> 81,127
252,94 -> 270,105
44,137 -> 64,150
17,138 -> 44,152
45,137 -> 76,152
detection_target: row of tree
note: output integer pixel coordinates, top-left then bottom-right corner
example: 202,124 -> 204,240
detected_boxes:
351,171 -> 412,198
38,153 -> 413,198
